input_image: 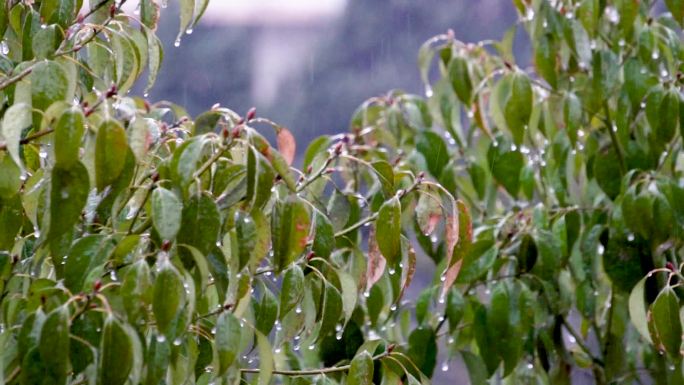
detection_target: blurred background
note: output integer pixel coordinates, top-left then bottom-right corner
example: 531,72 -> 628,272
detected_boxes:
145,0 -> 518,145
144,1 -> 519,383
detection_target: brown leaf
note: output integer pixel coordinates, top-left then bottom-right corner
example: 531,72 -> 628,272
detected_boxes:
277,127 -> 296,166
441,200 -> 472,299
395,246 -> 417,305
366,225 -> 386,291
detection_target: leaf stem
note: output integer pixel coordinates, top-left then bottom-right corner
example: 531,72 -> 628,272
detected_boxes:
603,101 -> 626,174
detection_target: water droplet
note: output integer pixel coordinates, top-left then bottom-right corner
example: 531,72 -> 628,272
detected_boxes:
274,348 -> 281,354
161,0 -> 168,8
627,233 -> 635,242
593,290 -> 599,296
597,245 -> 605,255
308,344 -> 315,350
388,268 -> 396,275
590,40 -> 597,50
174,38 -> 181,47
390,304 -> 397,311
605,6 -> 619,24
294,344 -> 300,351
511,144 -> 518,151
40,24 -> 47,29
173,338 -> 182,346
336,332 -> 343,340
448,336 -> 455,344
542,20 -> 548,29
185,28 -> 193,35
61,189 -> 69,199
527,363 -> 534,369
156,334 -> 166,343
525,8 -> 535,21
363,291 -> 371,298
210,327 -> 217,335
440,275 -> 446,282
652,52 -> 660,60
430,235 -> 438,243
441,361 -> 449,372
265,271 -> 272,277
618,39 -> 625,47
577,129 -> 585,137
484,289 -> 491,295
669,364 -> 676,371
143,92 -> 149,98
295,306 -> 302,314
0,41 -> 9,55
438,296 -> 445,304
39,148 -> 48,159
661,69 -> 669,78
568,335 -> 576,344
612,124 -> 618,133
110,270 -> 118,281
492,141 -> 499,147
424,84 -> 433,98
565,12 -> 574,20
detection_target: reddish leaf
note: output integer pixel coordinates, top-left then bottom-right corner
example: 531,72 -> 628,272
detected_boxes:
277,127 -> 296,166
366,225 -> 386,291
395,246 -> 417,305
441,201 -> 471,299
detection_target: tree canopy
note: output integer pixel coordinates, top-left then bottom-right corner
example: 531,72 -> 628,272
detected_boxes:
1,1 -> 684,385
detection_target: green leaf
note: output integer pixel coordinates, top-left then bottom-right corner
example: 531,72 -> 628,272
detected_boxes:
348,351 -> 374,385
318,282 -> 343,341
491,149 -> 523,196
255,288 -> 278,335
246,147 -> 275,210
95,120 -> 129,191
593,147 -> 623,200
407,326 -> 437,377
140,0 -> 160,30
376,197 -> 402,266
256,330 -> 273,385
178,0 -> 195,43
31,60 -> 70,112
1,103 -> 31,170
650,287 -> 682,356
371,160 -> 395,198
312,211 -> 335,259
461,351 -> 489,385
646,86 -> 679,146
415,192 -> 441,236
177,193 -> 220,255
666,0 -> 684,26
628,277 -> 652,344
279,265 -> 305,319
49,161 -> 89,243
153,260 -> 186,337
215,312 -> 241,375
272,195 -> 311,272
54,107 -> 85,167
121,259 -> 153,323
503,72 -> 533,145
39,305 -> 70,384
0,154 -> 21,199
63,235 -> 114,292
144,30 -> 163,94
151,187 -> 183,241
416,131 -> 449,178
99,316 -> 135,385
448,56 -> 473,104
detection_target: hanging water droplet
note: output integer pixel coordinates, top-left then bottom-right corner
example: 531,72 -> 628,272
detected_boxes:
274,348 -> 281,354
492,140 -> 499,147
110,270 -> 118,281
40,24 -> 47,29
174,38 -> 181,47
390,304 -> 397,311
438,296 -> 445,304
484,288 -> 491,295
618,39 -> 626,47
308,344 -> 315,350
589,40 -> 597,50
597,244 -> 605,255
661,69 -> 668,78
388,268 -> 396,275
424,84 -> 433,98
185,28 -> 193,35
143,92 -> 149,98
160,0 -> 168,8
294,344 -> 300,351
527,363 -> 534,369
448,336 -> 455,344
39,148 -> 48,159
612,124 -> 618,133
295,305 -> 302,314
466,110 -> 475,119
577,129 -> 585,137
335,331 -> 343,340
593,290 -> 599,296
363,291 -> 371,298
156,334 -> 166,343
605,6 -> 619,24
669,364 -> 676,371
627,233 -> 635,242
430,235 -> 438,243
173,338 -> 182,346
511,144 -> 518,151
441,361 -> 449,372
525,8 -> 535,21
568,335 -> 576,344
210,327 -> 217,335
0,41 -> 9,55
652,51 -> 660,60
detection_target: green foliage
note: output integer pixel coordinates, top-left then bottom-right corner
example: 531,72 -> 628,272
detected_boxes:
2,1 -> 684,384
344,0 -> 684,383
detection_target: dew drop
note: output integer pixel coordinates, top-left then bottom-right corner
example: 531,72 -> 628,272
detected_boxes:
568,335 -> 576,344
388,268 -> 396,275
527,363 -> 534,370
39,148 -> 48,159
441,361 -> 449,372
295,306 -> 302,314
143,92 -> 149,98
525,8 -> 535,21
185,28 -> 193,35
440,275 -> 446,282
174,38 -> 181,48
0,41 -> 9,55
308,344 -> 315,350
274,348 -> 281,354
597,244 -> 605,255
438,296 -> 445,304
652,51 -> 660,60
627,233 -> 635,242
363,291 -> 371,298
448,336 -> 455,344
669,364 -> 676,371
210,327 -> 217,335
424,84 -> 433,98
294,344 -> 300,351
173,338 -> 182,346
156,334 -> 166,343
109,270 -> 118,281
390,304 -> 397,311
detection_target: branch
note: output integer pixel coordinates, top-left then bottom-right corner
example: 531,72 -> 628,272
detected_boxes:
240,352 -> 389,376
